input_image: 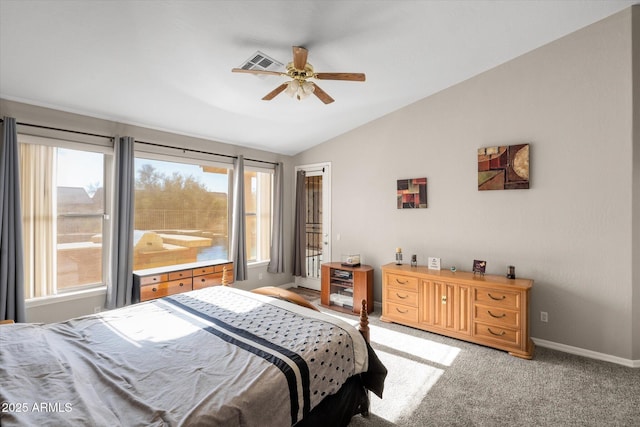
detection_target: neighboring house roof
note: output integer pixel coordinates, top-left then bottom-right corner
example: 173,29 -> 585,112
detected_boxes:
58,186 -> 93,205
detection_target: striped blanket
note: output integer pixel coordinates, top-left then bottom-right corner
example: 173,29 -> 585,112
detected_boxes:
0,286 -> 369,426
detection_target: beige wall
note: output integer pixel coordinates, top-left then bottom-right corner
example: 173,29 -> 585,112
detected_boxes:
296,7 -> 638,362
0,99 -> 296,323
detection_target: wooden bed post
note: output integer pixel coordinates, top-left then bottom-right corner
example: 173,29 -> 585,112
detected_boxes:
359,299 -> 370,343
221,266 -> 230,286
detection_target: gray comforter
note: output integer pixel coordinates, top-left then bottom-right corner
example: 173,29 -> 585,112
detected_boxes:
0,286 -> 370,426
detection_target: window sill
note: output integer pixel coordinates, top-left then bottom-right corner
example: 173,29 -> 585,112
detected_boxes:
248,261 -> 270,269
26,286 -> 107,309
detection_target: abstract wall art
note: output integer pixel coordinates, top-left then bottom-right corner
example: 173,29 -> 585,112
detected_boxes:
478,144 -> 530,190
397,177 -> 427,209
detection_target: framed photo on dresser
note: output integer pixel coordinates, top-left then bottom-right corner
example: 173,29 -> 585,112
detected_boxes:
473,260 -> 486,275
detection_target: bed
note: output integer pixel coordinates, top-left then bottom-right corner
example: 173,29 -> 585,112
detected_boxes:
0,285 -> 386,426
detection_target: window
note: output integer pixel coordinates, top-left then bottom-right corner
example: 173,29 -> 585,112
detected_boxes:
133,156 -> 273,271
19,136 -> 112,299
244,169 -> 272,263
133,157 -> 230,271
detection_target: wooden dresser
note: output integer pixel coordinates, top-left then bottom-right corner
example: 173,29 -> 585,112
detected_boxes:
133,260 -> 234,303
381,263 -> 534,359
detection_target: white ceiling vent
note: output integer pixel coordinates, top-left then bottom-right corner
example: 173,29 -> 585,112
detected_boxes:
238,51 -> 283,77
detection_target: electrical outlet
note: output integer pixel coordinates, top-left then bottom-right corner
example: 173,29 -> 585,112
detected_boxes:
540,311 -> 548,323
258,273 -> 263,280
94,306 -> 102,314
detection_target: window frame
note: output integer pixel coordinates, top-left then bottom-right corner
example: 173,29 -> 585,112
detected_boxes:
242,165 -> 274,265
18,133 -> 114,301
132,150 -> 234,270
133,150 -> 274,269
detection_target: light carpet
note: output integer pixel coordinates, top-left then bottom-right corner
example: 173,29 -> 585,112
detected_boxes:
290,287 -> 640,427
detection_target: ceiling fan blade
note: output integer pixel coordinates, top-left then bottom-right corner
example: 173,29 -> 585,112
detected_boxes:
262,83 -> 288,101
232,68 -> 285,77
312,83 -> 335,104
314,72 -> 366,82
292,46 -> 308,70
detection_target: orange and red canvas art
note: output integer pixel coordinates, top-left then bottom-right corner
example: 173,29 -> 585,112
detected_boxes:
397,177 -> 427,209
478,144 -> 530,190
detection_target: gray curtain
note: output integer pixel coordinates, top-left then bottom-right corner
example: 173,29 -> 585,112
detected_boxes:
292,170 -> 306,277
0,117 -> 26,322
267,162 -> 284,273
231,155 -> 247,281
106,136 -> 135,309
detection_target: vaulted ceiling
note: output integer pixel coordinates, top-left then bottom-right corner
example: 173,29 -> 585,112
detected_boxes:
0,0 -> 635,155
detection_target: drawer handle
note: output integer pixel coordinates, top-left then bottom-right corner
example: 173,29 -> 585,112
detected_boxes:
152,287 -> 157,292
395,307 -> 409,314
488,293 -> 506,301
487,327 -> 506,337
152,277 -> 158,282
487,310 -> 506,318
395,278 -> 409,285
179,283 -> 184,287
201,278 -> 206,282
395,293 -> 409,299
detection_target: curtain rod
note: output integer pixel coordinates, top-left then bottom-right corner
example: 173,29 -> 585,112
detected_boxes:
1,119 -> 279,166
2,119 -> 114,140
135,140 -> 278,166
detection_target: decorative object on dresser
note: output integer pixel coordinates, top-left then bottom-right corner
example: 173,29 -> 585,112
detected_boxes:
321,262 -> 373,314
428,256 -> 441,270
341,253 -> 361,267
133,260 -> 234,303
395,247 -> 403,265
472,259 -> 486,276
381,263 -> 534,359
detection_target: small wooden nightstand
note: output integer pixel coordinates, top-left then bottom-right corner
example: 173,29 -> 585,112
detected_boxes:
321,262 -> 373,314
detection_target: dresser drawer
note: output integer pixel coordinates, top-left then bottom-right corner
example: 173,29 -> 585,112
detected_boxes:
474,288 -> 520,309
385,286 -> 419,307
473,322 -> 520,347
214,263 -> 233,273
474,305 -> 519,329
384,301 -> 419,324
139,273 -> 169,286
169,269 -> 193,281
193,272 -> 223,290
386,273 -> 419,292
193,266 -> 215,276
140,278 -> 193,301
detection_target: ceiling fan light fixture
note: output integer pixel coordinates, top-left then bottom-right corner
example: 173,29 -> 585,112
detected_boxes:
286,80 -> 315,100
233,46 -> 363,104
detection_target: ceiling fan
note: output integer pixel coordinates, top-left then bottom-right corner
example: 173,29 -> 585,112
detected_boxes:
232,46 -> 365,104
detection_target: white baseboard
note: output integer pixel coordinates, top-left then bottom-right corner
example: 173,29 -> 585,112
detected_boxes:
533,338 -> 639,368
